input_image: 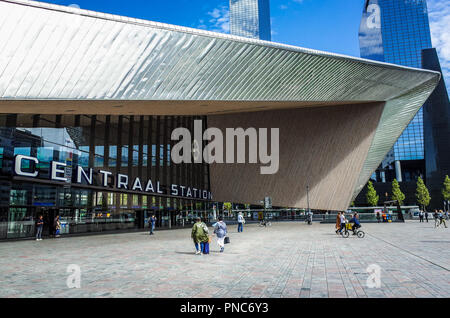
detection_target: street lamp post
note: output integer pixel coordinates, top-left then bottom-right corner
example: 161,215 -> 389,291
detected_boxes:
306,185 -> 311,213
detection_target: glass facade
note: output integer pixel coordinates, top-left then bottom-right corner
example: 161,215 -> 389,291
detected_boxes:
423,48 -> 450,210
359,0 -> 432,164
0,114 -> 212,239
230,0 -> 271,41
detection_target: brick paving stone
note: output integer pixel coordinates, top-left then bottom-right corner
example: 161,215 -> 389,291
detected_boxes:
0,221 -> 449,298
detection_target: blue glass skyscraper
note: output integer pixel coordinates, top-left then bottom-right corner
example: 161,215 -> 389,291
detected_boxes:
359,0 -> 432,182
230,0 -> 271,41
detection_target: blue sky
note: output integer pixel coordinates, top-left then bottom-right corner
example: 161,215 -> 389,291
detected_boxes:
35,0 -> 365,56
33,0 -> 450,89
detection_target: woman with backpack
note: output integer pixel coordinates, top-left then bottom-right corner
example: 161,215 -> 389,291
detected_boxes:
214,216 -> 228,253
191,217 -> 209,255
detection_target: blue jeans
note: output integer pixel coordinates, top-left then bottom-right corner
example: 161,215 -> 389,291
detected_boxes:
149,224 -> 155,234
237,223 -> 243,232
195,242 -> 206,252
36,227 -> 43,239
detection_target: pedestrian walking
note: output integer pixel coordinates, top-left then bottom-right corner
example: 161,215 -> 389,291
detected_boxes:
149,215 -> 156,235
191,217 -> 209,255
54,215 -> 61,238
335,212 -> 341,234
376,211 -> 381,223
214,216 -> 228,253
35,215 -> 44,241
419,210 -> 424,222
237,212 -> 245,232
339,211 -> 347,234
433,210 -> 439,227
425,211 -> 429,222
439,210 -> 448,228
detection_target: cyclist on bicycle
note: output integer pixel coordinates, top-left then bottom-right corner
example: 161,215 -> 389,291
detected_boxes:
349,212 -> 361,235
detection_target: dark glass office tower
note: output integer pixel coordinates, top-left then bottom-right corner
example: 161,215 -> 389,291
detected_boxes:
230,0 -> 271,41
357,0 -> 434,205
360,0 -> 432,180
422,48 -> 450,210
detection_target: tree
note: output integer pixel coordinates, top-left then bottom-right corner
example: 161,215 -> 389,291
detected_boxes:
391,179 -> 405,205
223,202 -> 233,217
442,175 -> 450,204
366,181 -> 379,206
416,177 -> 431,211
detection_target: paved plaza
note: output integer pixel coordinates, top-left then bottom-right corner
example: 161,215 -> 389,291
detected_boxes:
0,221 -> 449,298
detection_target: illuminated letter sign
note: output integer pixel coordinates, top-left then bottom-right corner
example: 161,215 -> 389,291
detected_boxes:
11,155 -> 213,200
14,155 -> 39,177
51,161 -> 67,181
77,166 -> 93,185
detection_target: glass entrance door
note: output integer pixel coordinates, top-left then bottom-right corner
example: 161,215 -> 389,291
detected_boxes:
41,208 -> 56,237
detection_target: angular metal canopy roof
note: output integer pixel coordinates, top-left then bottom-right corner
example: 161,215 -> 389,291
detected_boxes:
0,0 -> 441,202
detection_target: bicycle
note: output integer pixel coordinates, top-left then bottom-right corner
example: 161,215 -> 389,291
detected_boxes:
305,215 -> 312,225
259,219 -> 272,227
340,223 -> 365,238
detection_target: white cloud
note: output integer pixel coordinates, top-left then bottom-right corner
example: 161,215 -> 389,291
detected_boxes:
197,5 -> 230,34
427,0 -> 450,90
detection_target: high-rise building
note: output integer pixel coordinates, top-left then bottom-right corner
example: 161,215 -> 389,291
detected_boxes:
422,48 -> 450,210
357,0 -> 435,204
229,0 -> 271,41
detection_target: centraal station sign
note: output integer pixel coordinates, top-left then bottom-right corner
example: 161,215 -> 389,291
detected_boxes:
14,155 -> 212,200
